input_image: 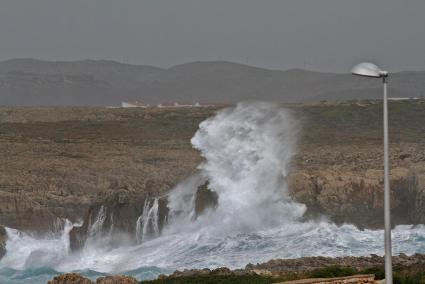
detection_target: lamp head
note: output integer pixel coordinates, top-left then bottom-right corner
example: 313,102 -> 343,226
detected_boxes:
351,62 -> 388,78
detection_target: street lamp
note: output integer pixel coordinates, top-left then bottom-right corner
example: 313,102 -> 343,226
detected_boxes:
351,62 -> 392,284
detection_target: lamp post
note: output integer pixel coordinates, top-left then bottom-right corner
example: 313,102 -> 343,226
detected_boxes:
351,62 -> 392,284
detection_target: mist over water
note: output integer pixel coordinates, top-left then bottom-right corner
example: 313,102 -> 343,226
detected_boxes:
1,102 -> 425,284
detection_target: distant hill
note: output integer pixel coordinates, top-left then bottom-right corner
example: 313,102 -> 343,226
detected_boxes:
0,59 -> 424,106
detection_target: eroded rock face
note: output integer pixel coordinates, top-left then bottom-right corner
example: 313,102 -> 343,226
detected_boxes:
95,275 -> 139,284
153,254 -> 425,281
245,253 -> 425,274
406,164 -> 425,224
161,267 -> 235,279
194,181 -> 218,218
0,225 -> 6,259
0,107 -> 212,234
69,180 -> 215,251
288,165 -> 425,228
47,273 -> 93,284
69,190 -> 169,251
47,273 -> 139,284
67,159 -> 425,250
2,103 -> 425,241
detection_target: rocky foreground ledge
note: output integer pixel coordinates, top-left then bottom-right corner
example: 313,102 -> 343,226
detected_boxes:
48,274 -> 139,284
244,253 -> 425,274
47,254 -> 425,283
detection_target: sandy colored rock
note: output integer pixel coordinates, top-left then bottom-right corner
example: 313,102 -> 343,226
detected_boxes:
245,254 -> 425,274
47,273 -> 93,284
287,163 -> 425,228
1,102 -> 425,238
0,107 -> 216,233
194,181 -> 218,217
0,225 -> 6,259
95,275 -> 139,284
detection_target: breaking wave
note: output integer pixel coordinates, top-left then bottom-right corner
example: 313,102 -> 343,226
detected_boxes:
1,102 -> 425,283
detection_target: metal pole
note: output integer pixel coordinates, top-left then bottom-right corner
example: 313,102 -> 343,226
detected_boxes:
383,76 -> 393,284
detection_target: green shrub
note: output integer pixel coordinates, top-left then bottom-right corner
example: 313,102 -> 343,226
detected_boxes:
393,272 -> 425,284
360,267 -> 425,284
360,267 -> 385,280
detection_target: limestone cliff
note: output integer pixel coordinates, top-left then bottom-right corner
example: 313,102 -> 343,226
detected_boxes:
1,101 -> 425,256
288,139 -> 425,228
288,165 -> 425,228
0,107 -> 215,234
0,225 -> 6,259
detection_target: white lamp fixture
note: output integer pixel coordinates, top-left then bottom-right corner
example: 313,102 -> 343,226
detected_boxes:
351,62 -> 388,78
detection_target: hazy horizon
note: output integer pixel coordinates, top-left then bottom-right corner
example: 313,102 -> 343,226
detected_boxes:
1,0 -> 424,73
2,57 -> 425,74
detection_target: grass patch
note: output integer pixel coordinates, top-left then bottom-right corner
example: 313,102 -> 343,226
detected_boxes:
299,100 -> 425,145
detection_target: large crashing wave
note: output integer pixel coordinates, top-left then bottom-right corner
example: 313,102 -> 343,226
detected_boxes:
166,102 -> 306,235
1,102 -> 425,284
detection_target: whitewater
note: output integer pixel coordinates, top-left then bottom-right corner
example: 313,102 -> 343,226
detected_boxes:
1,102 -> 425,284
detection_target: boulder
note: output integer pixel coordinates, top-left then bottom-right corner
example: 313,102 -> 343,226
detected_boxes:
95,275 -> 138,284
47,273 -> 93,284
47,274 -> 139,284
194,181 -> 218,218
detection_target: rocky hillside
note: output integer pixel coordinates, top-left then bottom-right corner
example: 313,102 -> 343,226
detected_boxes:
0,106 -> 218,233
1,59 -> 424,106
0,100 -> 424,252
289,100 -> 425,228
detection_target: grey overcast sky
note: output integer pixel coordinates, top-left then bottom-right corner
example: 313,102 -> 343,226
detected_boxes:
0,0 -> 424,72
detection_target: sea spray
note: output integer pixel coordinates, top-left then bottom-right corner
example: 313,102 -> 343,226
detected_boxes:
136,198 -> 160,244
165,102 -> 306,235
191,102 -> 306,227
1,102 -> 425,284
88,205 -> 107,238
0,220 -> 73,270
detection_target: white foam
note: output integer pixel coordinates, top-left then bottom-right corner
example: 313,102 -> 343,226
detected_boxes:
136,198 -> 160,244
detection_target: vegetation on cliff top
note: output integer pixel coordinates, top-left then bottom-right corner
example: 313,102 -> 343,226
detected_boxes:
139,265 -> 425,284
300,100 -> 425,145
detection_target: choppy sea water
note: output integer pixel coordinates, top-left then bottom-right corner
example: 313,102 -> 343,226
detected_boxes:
1,224 -> 425,284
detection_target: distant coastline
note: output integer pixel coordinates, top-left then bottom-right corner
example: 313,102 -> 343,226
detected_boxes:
1,58 -> 424,107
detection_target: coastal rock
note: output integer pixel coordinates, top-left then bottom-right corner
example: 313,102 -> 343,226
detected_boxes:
164,267 -> 234,279
47,273 -> 93,284
406,164 -> 425,224
95,275 -> 138,284
70,180 -> 217,251
194,181 -> 218,218
0,107 -> 209,234
245,254 -> 425,274
69,194 -> 168,251
2,104 -> 425,240
0,225 -> 6,259
47,274 -> 139,284
288,165 -> 425,228
147,254 -> 425,282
